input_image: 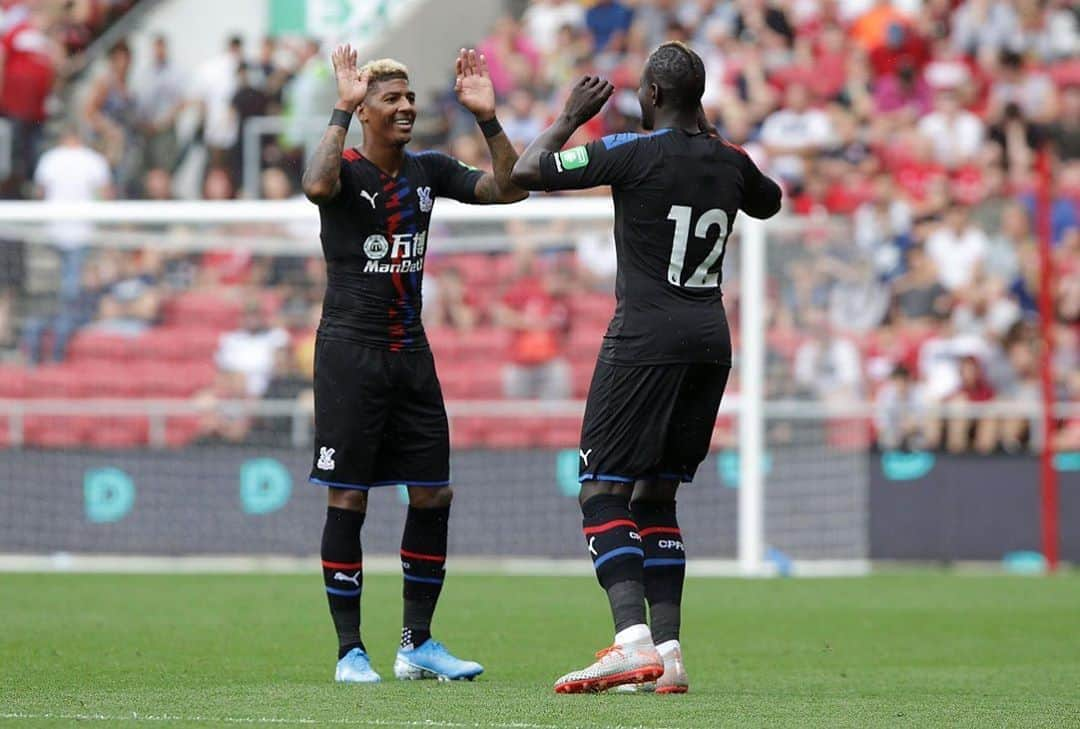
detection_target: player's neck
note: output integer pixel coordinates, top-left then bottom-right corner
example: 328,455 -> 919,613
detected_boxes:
359,139 -> 407,178
651,110 -> 700,135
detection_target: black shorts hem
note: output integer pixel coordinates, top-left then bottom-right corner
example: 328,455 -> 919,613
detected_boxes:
309,477 -> 451,491
578,472 -> 695,484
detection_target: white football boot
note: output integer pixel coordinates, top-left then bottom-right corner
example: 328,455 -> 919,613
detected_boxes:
554,625 -> 663,694
615,639 -> 688,694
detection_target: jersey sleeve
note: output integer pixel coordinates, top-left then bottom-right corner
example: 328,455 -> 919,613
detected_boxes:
736,148 -> 782,219
419,151 -> 485,203
538,134 -> 648,191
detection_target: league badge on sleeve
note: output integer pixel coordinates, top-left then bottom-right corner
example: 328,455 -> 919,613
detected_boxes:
555,146 -> 589,172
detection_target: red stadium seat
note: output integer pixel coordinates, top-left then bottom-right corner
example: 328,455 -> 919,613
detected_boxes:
67,331 -> 138,362
165,416 -> 202,448
135,327 -> 222,362
448,416 -> 490,449
438,366 -> 471,399
163,292 -> 242,330
573,293 -> 615,324
571,361 -> 595,398
24,366 -> 85,398
80,364 -> 140,397
458,328 -> 508,361
0,367 -> 28,398
84,416 -> 149,449
24,415 -> 88,448
480,417 -> 545,448
534,417 -> 582,448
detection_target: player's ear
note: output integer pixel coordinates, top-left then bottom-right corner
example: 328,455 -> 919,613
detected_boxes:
650,83 -> 662,109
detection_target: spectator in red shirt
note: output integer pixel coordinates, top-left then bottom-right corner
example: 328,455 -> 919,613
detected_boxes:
0,6 -> 60,197
492,247 -> 571,400
944,354 -> 997,453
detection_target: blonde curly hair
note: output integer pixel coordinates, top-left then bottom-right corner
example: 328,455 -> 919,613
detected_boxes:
358,58 -> 409,83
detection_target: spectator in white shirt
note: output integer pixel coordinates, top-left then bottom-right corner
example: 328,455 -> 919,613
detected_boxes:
794,329 -> 863,403
135,34 -> 185,174
521,0 -> 585,55
760,82 -> 834,185
926,202 -> 989,291
193,34 -> 244,171
917,87 -> 984,168
33,126 -> 113,301
215,301 -> 289,397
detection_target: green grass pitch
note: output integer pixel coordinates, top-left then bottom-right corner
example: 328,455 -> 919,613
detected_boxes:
2,572 -> 1079,728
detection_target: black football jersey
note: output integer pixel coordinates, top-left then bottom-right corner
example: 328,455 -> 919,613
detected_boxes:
315,149 -> 483,351
539,128 -> 781,366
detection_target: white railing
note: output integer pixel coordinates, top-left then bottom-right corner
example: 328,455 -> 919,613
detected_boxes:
0,398 -> 1073,450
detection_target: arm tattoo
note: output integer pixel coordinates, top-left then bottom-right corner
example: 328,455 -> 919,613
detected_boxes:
301,125 -> 348,203
476,129 -> 528,203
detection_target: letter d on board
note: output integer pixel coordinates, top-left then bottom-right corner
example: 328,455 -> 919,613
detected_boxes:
84,467 -> 135,523
240,458 -> 292,515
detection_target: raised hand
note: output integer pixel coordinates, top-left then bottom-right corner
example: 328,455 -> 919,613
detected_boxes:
332,44 -> 370,111
455,48 -> 496,121
562,76 -> 614,127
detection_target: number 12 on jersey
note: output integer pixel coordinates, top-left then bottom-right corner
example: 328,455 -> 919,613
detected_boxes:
666,205 -> 730,288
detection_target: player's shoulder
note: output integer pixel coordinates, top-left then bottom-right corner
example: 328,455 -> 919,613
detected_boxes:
596,128 -> 674,153
708,134 -> 753,162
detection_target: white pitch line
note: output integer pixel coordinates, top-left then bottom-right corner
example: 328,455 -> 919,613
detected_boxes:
0,712 -> 685,729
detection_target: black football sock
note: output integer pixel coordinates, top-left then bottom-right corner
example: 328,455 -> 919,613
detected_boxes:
400,505 -> 449,649
581,494 -> 647,633
321,506 -> 366,659
632,499 -> 685,644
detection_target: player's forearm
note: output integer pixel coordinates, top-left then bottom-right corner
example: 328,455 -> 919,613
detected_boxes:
301,105 -> 351,204
479,128 -> 529,203
511,113 -> 578,190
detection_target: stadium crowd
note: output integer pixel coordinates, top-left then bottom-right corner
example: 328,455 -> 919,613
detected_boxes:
0,0 -> 1078,453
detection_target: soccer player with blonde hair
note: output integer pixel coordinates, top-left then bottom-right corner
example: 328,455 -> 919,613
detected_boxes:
302,45 -> 527,683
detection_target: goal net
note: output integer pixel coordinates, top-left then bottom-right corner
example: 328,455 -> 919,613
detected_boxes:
0,199 -> 869,574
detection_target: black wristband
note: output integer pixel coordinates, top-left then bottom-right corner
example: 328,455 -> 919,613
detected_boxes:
329,108 -> 352,130
477,116 -> 502,138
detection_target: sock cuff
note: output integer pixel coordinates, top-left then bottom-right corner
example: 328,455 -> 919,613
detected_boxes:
581,493 -> 631,520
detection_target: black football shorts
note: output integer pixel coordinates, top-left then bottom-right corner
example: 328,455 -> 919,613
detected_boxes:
309,337 -> 450,490
578,360 -> 730,485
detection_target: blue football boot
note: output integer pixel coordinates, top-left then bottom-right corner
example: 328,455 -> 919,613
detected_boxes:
335,647 -> 381,683
393,639 -> 483,681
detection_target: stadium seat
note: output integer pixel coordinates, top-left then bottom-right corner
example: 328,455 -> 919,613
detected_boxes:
163,292 -> 242,330
67,331 -> 138,362
0,367 -> 28,398
24,366 -> 85,398
84,416 -> 149,449
573,293 -> 615,324
570,361 -> 595,398
24,415 -> 88,448
462,362 -> 503,399
135,327 -> 222,362
165,416 -> 202,448
448,416 -> 489,449
534,417 -> 582,448
438,366 -> 471,399
483,421 -> 539,449
458,328 -> 509,361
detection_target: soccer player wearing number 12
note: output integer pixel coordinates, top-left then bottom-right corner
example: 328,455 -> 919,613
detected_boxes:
512,42 -> 782,694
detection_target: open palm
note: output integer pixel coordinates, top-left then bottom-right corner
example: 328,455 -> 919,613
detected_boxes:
455,48 -> 496,121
